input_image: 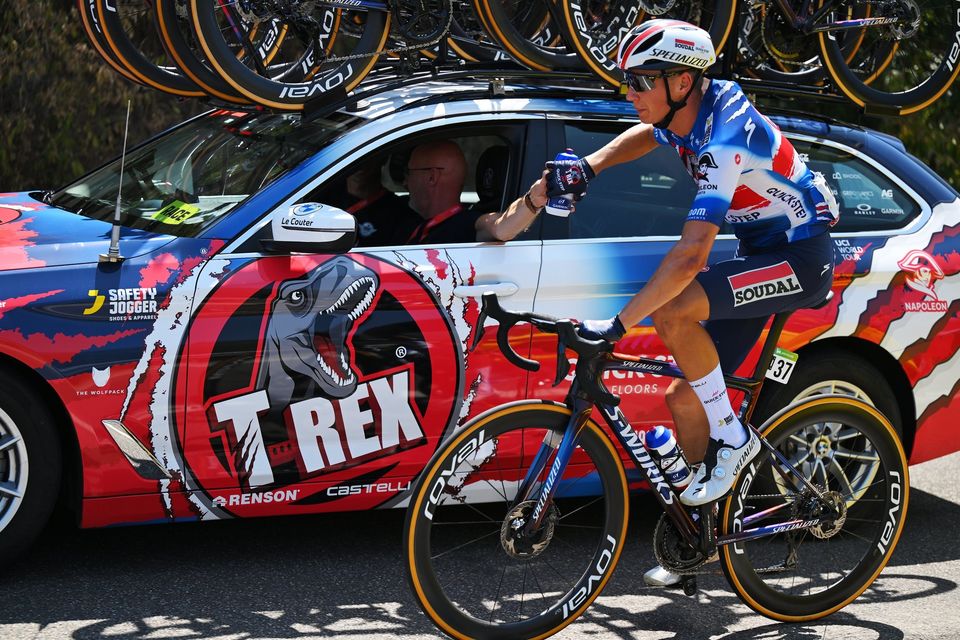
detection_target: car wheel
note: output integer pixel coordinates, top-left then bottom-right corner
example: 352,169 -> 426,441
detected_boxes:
756,352 -> 903,435
753,352 -> 903,508
0,372 -> 61,566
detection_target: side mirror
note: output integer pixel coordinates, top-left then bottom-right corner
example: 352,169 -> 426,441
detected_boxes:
261,202 -> 357,254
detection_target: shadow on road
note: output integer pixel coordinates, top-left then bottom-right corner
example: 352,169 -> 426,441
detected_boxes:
0,486 -> 954,639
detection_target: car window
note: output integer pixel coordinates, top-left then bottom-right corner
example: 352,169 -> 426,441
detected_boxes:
562,121 -> 695,240
283,126 -> 528,248
49,109 -> 358,238
790,138 -> 922,232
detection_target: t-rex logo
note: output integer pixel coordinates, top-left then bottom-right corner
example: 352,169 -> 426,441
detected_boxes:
257,256 -> 378,406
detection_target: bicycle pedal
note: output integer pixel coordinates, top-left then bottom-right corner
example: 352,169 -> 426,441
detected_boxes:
680,575 -> 698,596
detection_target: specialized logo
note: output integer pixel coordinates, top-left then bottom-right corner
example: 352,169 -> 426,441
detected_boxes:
178,254 -> 462,514
728,261 -> 803,307
898,249 -> 948,312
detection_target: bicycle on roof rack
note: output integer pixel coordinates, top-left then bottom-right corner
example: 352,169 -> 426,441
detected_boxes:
78,0 -> 960,114
403,291 -> 909,639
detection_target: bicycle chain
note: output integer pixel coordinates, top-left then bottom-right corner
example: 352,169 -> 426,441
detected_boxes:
319,0 -> 455,64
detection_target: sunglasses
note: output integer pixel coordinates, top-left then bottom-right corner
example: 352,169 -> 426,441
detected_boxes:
623,69 -> 683,93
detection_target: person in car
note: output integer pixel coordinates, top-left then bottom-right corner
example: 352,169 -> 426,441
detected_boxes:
546,20 -> 839,586
333,163 -> 420,246
404,140 -> 550,243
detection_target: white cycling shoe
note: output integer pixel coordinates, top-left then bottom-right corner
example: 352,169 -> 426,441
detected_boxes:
680,431 -> 761,506
644,565 -> 682,587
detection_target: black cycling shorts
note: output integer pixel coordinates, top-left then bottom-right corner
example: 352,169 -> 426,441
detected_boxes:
696,232 -> 835,372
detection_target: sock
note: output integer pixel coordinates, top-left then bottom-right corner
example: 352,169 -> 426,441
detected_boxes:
689,363 -> 748,448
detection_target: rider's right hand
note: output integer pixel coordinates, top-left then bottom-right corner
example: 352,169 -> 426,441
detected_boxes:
545,158 -> 594,198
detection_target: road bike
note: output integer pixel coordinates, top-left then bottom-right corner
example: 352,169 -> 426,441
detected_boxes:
404,291 -> 909,638
560,0 -> 960,115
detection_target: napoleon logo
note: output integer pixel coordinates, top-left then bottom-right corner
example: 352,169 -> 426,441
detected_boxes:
898,249 -> 948,312
695,153 -> 718,182
258,255 -> 378,407
728,261 -> 803,307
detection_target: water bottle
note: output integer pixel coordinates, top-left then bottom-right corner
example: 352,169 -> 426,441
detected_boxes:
545,149 -> 578,217
645,425 -> 693,489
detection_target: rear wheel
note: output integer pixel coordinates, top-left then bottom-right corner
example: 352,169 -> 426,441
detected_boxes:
818,0 -> 960,114
405,403 -> 629,639
721,396 -> 908,620
0,372 -> 61,566
190,0 -> 380,111
94,0 -> 207,97
560,0 -> 738,86
478,0 -> 584,71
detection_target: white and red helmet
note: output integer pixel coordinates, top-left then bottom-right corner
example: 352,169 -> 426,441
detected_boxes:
616,20 -> 716,73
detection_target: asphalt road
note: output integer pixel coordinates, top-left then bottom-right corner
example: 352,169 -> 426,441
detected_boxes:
2,452 -> 959,640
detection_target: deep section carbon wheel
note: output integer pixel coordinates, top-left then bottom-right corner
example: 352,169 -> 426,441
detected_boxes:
405,402 -> 629,640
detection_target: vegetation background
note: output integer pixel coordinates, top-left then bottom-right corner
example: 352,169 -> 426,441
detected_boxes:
0,0 -> 957,192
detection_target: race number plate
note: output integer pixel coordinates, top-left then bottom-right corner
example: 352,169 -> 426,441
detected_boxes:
766,347 -> 798,384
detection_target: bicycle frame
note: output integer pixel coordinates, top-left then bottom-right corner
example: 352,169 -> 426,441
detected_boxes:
771,0 -> 904,34
512,311 -> 832,554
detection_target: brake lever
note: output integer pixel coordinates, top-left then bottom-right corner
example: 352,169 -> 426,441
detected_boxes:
553,320 -> 573,386
469,306 -> 488,352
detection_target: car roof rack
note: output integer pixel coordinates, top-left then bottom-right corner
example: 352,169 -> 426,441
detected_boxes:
302,61 -> 612,122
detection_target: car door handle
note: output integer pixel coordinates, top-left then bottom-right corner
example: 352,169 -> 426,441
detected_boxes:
453,282 -> 519,298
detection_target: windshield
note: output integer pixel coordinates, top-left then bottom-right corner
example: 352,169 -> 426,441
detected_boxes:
50,109 -> 358,237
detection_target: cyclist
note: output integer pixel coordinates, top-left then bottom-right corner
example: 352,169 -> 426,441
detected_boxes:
546,19 -> 838,584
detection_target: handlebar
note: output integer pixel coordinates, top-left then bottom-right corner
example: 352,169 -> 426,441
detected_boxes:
470,292 -> 621,406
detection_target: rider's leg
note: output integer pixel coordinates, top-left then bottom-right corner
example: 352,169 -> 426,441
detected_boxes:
651,280 -> 760,506
663,379 -> 708,464
651,281 -> 748,447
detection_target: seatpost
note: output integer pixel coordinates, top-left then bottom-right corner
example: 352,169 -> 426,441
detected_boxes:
749,310 -> 795,383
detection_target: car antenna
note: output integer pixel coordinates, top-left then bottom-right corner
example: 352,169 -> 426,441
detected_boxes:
100,99 -> 132,264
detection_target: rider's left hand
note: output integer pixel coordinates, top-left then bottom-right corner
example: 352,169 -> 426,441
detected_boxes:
576,316 -> 626,343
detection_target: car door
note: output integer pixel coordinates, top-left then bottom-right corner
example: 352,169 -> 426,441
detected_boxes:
531,117 -> 740,435
177,114 -> 547,517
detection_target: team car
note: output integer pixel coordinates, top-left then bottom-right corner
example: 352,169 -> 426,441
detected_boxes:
1,79 -> 958,564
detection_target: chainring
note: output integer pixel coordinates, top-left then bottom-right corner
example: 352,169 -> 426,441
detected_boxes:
392,0 -> 452,46
653,513 -> 708,575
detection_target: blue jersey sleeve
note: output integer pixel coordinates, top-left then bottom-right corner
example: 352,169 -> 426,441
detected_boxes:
685,141 -> 744,227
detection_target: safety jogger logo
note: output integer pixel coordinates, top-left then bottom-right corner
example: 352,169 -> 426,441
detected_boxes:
728,261 -> 803,307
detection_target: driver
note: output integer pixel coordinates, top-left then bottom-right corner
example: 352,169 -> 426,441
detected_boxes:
546,19 -> 839,586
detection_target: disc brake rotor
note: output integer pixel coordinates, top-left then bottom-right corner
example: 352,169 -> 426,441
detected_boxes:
500,500 -> 559,560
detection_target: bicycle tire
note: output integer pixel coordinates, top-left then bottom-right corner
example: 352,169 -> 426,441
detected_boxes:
720,395 -> 909,621
738,0 -> 872,86
153,0 -> 254,104
478,0 -> 585,71
817,0 -> 960,114
405,401 -> 629,640
190,0 -> 385,111
94,0 -> 207,97
77,0 -> 145,86
560,0 -> 737,87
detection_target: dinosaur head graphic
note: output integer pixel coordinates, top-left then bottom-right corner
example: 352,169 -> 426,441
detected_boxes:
257,256 -> 379,407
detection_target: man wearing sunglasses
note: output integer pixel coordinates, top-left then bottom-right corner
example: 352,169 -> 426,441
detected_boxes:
546,19 -> 839,586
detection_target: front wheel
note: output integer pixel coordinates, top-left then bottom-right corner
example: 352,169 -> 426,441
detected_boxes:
405,402 -> 629,640
720,396 -> 909,621
0,372 -> 61,566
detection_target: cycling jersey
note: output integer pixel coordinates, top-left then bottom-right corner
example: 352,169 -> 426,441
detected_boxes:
653,79 -> 838,252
